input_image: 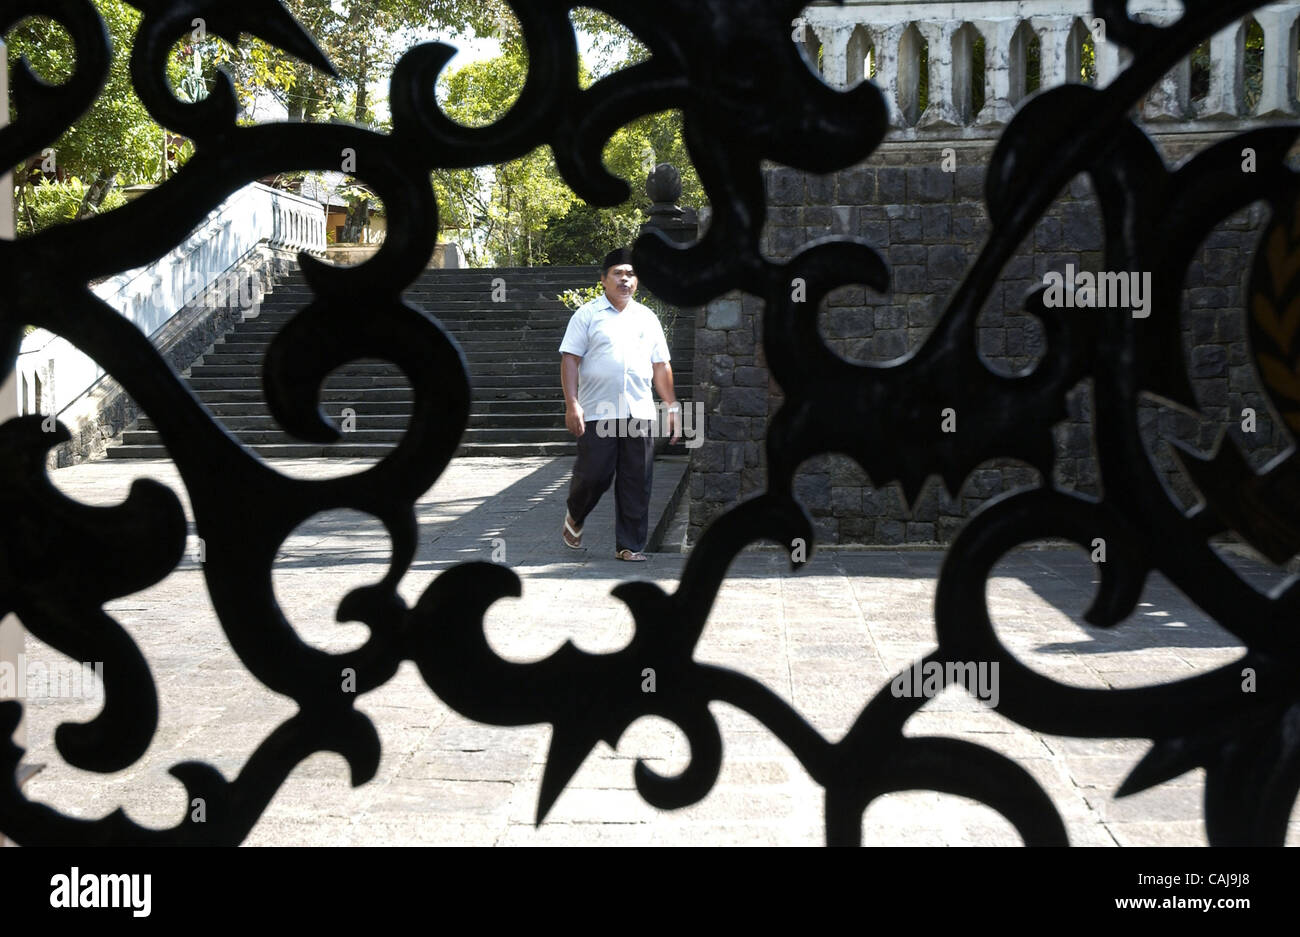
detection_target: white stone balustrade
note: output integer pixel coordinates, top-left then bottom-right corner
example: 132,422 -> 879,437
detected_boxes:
12,182 -> 327,428
269,188 -> 328,252
796,0 -> 1300,135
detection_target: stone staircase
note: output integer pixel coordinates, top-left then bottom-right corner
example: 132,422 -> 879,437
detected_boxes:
108,264 -> 691,460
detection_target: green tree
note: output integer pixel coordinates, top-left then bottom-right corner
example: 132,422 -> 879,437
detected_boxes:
230,0 -> 503,126
539,108 -> 704,265
434,29 -> 704,267
7,2 -> 189,224
435,45 -> 576,265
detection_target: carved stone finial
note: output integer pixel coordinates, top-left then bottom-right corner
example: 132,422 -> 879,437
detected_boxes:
646,163 -> 682,205
641,162 -> 697,244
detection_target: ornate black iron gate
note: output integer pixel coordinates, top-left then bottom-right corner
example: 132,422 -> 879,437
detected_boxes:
2,0 -> 1298,846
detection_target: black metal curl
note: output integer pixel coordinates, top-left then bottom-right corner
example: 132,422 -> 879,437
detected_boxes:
2,0 -> 1299,846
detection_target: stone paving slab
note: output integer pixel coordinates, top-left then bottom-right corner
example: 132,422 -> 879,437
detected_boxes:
10,457 -> 1300,846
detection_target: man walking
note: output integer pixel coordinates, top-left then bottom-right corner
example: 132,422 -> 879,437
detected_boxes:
559,249 -> 680,561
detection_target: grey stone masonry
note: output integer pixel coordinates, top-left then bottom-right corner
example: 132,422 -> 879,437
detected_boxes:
688,135 -> 1290,546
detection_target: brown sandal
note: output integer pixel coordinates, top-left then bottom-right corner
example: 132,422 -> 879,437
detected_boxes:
615,549 -> 648,562
563,512 -> 583,549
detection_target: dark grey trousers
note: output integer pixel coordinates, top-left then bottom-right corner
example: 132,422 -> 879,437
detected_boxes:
567,419 -> 655,553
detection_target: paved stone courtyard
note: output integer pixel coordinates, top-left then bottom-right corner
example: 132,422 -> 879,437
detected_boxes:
14,457 -> 1299,846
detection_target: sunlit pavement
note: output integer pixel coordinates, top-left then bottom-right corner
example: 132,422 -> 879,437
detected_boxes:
15,457 -> 1297,846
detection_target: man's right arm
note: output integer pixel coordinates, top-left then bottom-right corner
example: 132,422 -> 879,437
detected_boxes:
561,352 -> 584,438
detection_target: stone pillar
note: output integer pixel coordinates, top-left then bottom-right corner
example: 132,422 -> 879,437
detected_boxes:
0,38 -> 27,848
1254,4 -> 1300,118
1094,30 -> 1130,88
1200,21 -> 1245,119
819,23 -> 851,90
640,163 -> 697,456
873,22 -> 909,128
1140,14 -> 1191,120
1065,18 -> 1089,85
793,21 -> 820,76
1143,60 -> 1191,121
897,22 -> 926,125
973,18 -> 1020,126
918,20 -> 962,130
951,23 -> 975,123
1034,16 -> 1077,89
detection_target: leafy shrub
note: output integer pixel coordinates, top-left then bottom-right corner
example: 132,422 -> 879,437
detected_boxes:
557,284 -> 605,310
16,178 -> 128,237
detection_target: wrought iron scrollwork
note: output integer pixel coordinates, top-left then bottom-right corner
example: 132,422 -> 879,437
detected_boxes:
1,0 -> 1297,845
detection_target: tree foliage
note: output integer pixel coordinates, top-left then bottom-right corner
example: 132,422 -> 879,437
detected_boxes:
15,178 -> 128,237
433,46 -> 573,266
230,0 -> 500,125
5,1 -> 706,258
6,2 -> 190,224
434,12 -> 704,267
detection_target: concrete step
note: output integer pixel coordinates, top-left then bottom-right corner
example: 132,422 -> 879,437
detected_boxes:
462,389 -> 570,400
468,399 -> 566,412
189,377 -> 421,391
227,326 -> 569,338
208,339 -> 568,355
230,315 -> 571,328
139,412 -> 567,431
108,441 -> 578,459
260,294 -> 586,306
278,269 -> 598,287
192,388 -> 418,403
190,362 -> 559,378
105,263 -> 674,461
189,376 -> 597,391
196,349 -> 688,385
191,389 -> 564,405
256,297 -> 580,309
249,310 -> 578,325
122,427 -> 572,446
455,442 -> 576,457
276,273 -> 598,285
203,350 -> 564,365
194,399 -> 565,416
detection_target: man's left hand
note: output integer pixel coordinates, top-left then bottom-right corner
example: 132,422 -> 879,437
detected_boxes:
667,407 -> 681,445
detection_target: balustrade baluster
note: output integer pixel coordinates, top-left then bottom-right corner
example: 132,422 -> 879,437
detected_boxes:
1254,4 -> 1300,116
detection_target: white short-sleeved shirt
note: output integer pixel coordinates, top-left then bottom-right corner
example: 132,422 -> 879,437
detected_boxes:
559,294 -> 670,421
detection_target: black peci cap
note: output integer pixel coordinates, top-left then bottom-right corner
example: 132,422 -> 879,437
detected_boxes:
602,248 -> 634,275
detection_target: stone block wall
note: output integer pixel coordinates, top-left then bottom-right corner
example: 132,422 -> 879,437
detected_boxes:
687,135 -> 1291,545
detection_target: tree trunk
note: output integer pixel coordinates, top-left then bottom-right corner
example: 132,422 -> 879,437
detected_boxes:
504,190 -> 514,266
344,199 -> 367,243
287,63 -> 309,122
75,171 -> 118,220
349,0 -> 378,126
354,46 -> 370,125
19,183 -> 35,235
